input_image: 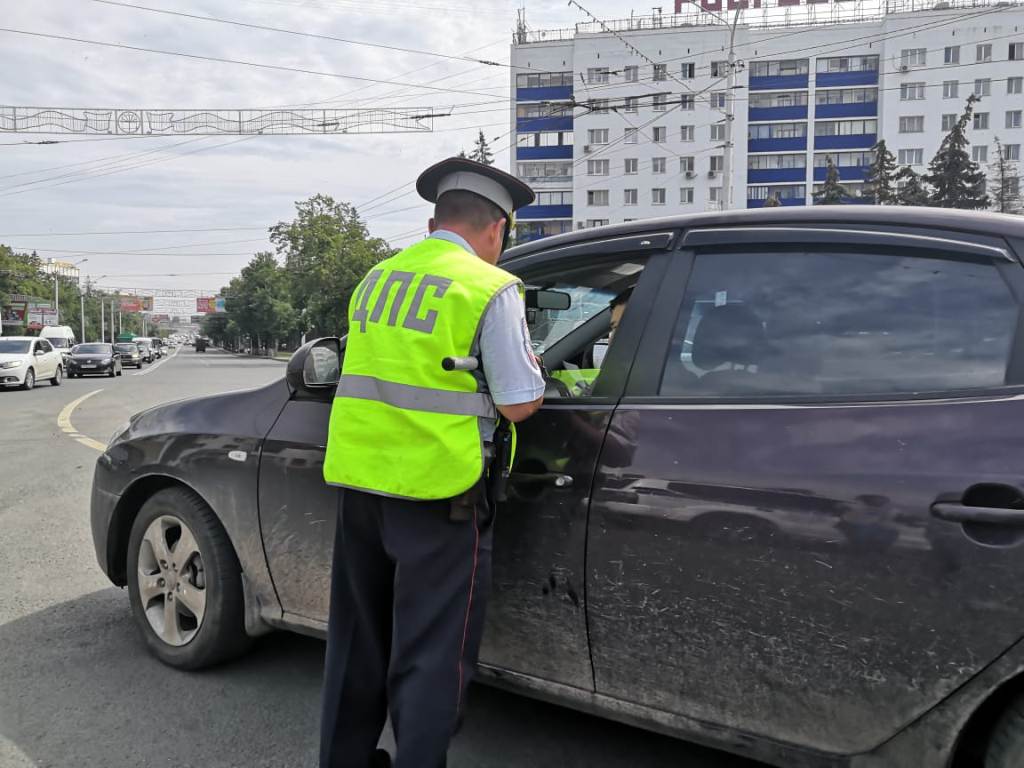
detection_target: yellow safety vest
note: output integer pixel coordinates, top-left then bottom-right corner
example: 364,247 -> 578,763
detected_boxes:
323,237 -> 520,500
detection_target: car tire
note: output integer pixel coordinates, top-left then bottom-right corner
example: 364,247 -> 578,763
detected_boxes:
985,692 -> 1024,768
108,367 -> 116,378
21,368 -> 34,390
126,487 -> 253,670
50,366 -> 62,386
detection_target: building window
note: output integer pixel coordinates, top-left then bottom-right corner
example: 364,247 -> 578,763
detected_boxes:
1010,77 -> 1024,94
587,159 -> 610,176
1012,43 -> 1024,60
652,188 -> 667,205
750,122 -> 809,139
652,157 -> 667,174
681,156 -> 695,173
516,71 -> 574,88
625,96 -> 639,113
975,79 -> 992,97
653,93 -> 668,111
516,162 -> 572,180
516,103 -> 574,119
945,46 -> 960,64
711,60 -> 728,77
755,91 -> 811,107
681,94 -> 695,110
900,82 -> 925,101
899,116 -> 924,133
587,67 -> 609,84
1008,111 -> 1022,129
587,190 -> 609,206
709,187 -> 723,202
535,191 -> 573,206
943,80 -> 959,99
591,98 -> 610,114
624,158 -> 639,174
898,148 -> 924,165
977,44 -> 992,63
749,59 -> 809,77
816,119 -> 879,136
587,128 -> 609,145
680,187 -> 695,204
624,128 -> 638,144
517,130 -> 572,148
816,55 -> 879,73
900,48 -> 926,68
747,184 -> 805,200
1007,144 -> 1021,161
653,63 -> 668,81
681,125 -> 695,142
653,126 -> 667,143
814,88 -> 875,105
711,91 -> 727,109
973,145 -> 988,163
585,219 -> 609,228
681,62 -> 695,79
710,123 -> 726,141
710,155 -> 724,172
624,65 -> 639,82
813,151 -> 873,167
974,112 -> 990,130
624,188 -> 638,206
942,113 -> 957,131
749,153 -> 807,169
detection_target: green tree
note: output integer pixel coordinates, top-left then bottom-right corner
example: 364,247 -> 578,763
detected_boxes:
989,137 -> 1022,214
924,94 -> 990,209
469,130 -> 494,165
222,252 -> 296,354
863,140 -> 899,205
269,195 -> 391,338
813,157 -> 847,205
895,166 -> 930,206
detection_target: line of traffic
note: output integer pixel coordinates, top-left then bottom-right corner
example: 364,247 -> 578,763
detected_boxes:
133,344 -> 180,375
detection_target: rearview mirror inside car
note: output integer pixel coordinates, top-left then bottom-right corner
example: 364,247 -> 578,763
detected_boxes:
526,288 -> 571,312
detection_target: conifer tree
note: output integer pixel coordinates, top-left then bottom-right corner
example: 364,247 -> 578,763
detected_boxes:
924,94 -> 990,209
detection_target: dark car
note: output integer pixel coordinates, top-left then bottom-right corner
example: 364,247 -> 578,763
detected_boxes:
194,337 -> 208,353
114,342 -> 143,369
133,338 -> 155,363
91,208 -> 1024,768
68,343 -> 122,378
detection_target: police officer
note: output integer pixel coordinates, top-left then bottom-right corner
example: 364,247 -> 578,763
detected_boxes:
319,157 -> 546,768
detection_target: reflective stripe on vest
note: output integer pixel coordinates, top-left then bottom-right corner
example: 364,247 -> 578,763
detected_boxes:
323,236 -> 520,500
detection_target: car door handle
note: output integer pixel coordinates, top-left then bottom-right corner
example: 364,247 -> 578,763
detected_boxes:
509,472 -> 573,489
930,502 -> 1024,526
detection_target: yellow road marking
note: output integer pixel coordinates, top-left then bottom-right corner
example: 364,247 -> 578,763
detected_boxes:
57,389 -> 107,452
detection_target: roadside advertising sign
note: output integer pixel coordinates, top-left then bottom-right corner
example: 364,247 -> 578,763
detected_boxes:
196,297 -> 215,313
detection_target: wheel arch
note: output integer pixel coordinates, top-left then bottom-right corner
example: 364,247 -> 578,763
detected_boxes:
951,672 -> 1024,767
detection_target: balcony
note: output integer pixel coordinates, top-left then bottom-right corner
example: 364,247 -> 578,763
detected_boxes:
516,86 -> 573,102
814,101 -> 878,119
748,105 -> 808,122
747,197 -> 806,208
749,74 -> 808,91
814,133 -> 877,150
816,70 -> 879,87
813,165 -> 868,182
517,204 -> 573,220
516,116 -> 573,132
516,145 -> 573,160
748,136 -> 807,152
747,168 -> 807,183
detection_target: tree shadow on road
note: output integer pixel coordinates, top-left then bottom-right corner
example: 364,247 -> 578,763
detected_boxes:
0,588 -> 760,768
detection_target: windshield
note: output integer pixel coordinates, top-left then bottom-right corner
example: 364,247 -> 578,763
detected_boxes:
114,344 -> 138,354
75,344 -> 112,355
47,337 -> 70,348
0,340 -> 31,354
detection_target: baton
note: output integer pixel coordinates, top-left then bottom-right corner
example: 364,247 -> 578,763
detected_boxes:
441,355 -> 480,372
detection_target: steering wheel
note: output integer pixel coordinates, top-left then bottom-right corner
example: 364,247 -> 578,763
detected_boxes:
544,374 -> 573,398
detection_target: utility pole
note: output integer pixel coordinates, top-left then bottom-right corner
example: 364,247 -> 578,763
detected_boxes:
80,277 -> 86,342
100,299 -> 105,342
721,5 -> 743,211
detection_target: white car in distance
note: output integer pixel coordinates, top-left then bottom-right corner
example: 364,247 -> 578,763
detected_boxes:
0,336 -> 63,390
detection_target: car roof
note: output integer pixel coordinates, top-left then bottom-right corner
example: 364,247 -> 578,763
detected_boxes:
1,336 -> 37,341
501,206 -> 1024,263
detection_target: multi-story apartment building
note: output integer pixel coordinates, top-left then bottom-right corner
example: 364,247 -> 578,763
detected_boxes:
510,0 -> 1024,241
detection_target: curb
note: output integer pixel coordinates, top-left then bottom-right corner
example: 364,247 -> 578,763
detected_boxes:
227,350 -> 289,364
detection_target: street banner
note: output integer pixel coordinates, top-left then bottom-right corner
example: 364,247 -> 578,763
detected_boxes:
119,296 -> 154,312
214,296 -> 226,313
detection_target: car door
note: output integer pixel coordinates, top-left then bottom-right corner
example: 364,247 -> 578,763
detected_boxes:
586,227 -> 1024,755
35,339 -> 55,377
477,236 -> 673,691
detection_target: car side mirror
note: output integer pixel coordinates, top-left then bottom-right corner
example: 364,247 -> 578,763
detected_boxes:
287,337 -> 344,394
526,288 -> 572,311
35,349 -> 45,356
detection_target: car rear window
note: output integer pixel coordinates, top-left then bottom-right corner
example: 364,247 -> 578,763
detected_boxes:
114,344 -> 137,353
76,344 -> 112,354
660,249 -> 1018,398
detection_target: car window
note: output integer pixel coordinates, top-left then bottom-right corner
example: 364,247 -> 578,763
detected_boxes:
77,344 -> 111,354
37,339 -> 52,353
0,340 -> 31,354
659,249 -> 1018,398
521,257 -> 646,398
47,337 -> 69,348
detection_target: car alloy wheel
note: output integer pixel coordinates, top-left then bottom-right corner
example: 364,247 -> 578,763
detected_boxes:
22,368 -> 34,390
50,366 -> 62,386
137,515 -> 208,647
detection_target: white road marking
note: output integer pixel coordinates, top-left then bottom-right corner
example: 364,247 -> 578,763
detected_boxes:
133,346 -> 180,376
57,389 -> 106,452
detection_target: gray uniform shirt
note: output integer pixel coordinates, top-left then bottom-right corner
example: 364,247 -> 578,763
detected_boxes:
429,230 -> 545,438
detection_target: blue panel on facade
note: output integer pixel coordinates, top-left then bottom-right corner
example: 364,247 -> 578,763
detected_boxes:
816,71 -> 879,87
516,116 -> 574,132
748,106 -> 808,122
747,197 -> 806,208
517,146 -> 573,160
814,102 -> 878,119
748,137 -> 808,153
516,86 -> 573,101
517,204 -> 573,220
814,134 -> 877,150
749,75 -> 809,91
747,168 -> 807,183
813,165 -> 868,182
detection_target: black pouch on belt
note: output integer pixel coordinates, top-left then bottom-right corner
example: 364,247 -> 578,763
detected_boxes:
450,478 -> 487,522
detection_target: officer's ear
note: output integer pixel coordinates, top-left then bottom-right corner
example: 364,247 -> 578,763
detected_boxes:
428,217 -> 438,234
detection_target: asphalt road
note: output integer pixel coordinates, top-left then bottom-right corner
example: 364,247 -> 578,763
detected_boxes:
0,346 -> 763,768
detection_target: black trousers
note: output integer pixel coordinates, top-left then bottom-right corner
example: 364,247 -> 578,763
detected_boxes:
319,488 -> 494,768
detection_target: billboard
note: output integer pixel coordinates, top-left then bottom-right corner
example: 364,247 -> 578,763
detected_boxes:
196,296 -> 226,313
2,302 -> 27,326
26,304 -> 57,330
118,296 -> 154,313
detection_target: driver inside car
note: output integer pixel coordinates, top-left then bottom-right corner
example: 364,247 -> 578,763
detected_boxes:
546,287 -> 632,397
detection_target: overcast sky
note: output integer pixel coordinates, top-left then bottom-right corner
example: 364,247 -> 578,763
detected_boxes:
0,0 -> 644,294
